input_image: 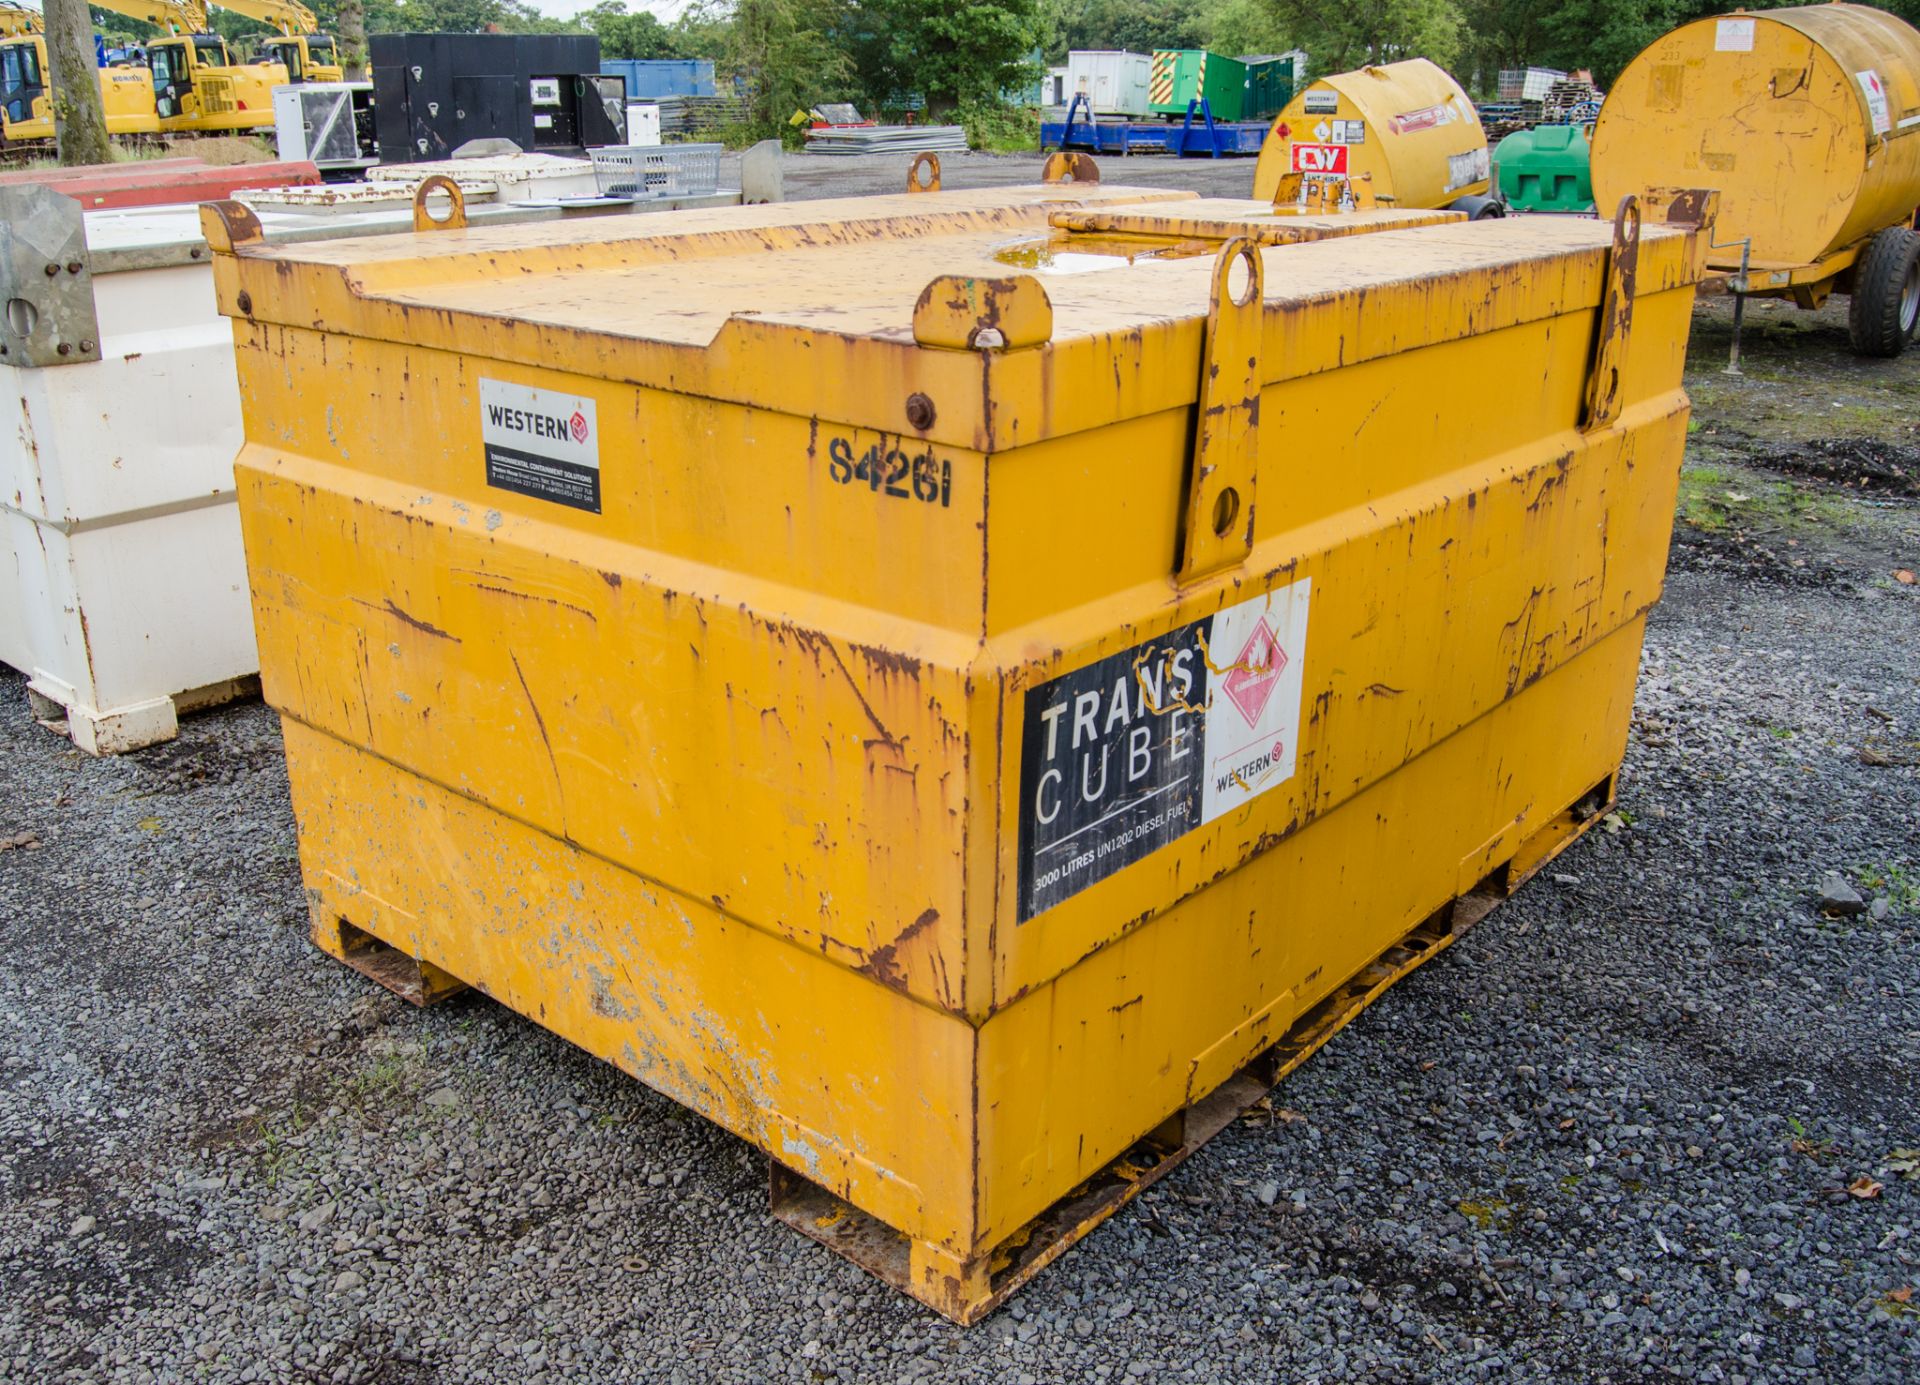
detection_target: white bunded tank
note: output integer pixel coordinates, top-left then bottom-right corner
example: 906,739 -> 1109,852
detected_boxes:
0,186 -> 639,753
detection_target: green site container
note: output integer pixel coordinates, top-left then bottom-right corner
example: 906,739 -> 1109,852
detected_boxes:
1494,124 -> 1595,214
1150,49 -> 1248,120
1241,57 -> 1295,121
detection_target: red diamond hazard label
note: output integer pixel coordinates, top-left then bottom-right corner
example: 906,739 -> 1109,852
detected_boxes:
1220,619 -> 1286,728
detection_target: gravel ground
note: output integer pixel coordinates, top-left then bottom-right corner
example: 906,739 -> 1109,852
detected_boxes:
2,186 -> 1918,1383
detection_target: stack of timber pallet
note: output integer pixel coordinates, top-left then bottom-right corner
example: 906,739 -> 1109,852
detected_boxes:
1476,100 -> 1545,142
1542,76 -> 1605,127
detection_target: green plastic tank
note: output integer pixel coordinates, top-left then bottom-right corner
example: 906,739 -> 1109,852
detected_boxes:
1494,124 -> 1594,214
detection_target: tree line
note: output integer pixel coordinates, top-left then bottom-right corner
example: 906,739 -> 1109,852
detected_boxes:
81,0 -> 1920,139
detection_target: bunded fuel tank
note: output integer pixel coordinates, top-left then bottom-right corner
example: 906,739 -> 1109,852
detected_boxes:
199,164 -> 1714,1323
1253,59 -> 1490,209
1591,4 -> 1920,269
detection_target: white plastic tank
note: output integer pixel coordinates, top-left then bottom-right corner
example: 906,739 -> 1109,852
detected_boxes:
0,187 -> 605,753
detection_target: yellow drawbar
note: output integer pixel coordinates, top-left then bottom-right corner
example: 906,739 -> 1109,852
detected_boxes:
204,167 -> 1712,1323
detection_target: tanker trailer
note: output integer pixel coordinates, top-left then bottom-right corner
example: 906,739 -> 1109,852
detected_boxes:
1591,3 -> 1920,356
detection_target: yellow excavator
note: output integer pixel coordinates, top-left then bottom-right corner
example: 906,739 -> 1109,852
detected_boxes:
0,1 -> 40,37
213,0 -> 341,83
0,4 -> 162,143
87,0 -> 284,133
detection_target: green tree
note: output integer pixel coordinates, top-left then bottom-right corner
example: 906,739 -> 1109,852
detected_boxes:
1534,0 -> 1672,86
1267,0 -> 1463,74
1199,0 -> 1293,57
855,0 -> 1042,111
90,4 -> 156,44
581,1 -> 681,60
1456,0 -> 1551,86
1050,0 -> 1205,56
208,10 -> 274,50
721,0 -> 855,134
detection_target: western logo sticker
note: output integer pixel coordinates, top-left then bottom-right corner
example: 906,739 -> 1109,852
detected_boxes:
480,377 -> 602,514
1016,579 -> 1312,921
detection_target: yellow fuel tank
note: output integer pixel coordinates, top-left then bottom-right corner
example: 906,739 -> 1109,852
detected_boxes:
202,171 -> 1710,1323
1253,58 -> 1491,208
1592,4 -> 1920,271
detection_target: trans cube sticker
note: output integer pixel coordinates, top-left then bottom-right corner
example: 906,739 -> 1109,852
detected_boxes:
480,377 -> 602,514
1016,580 -> 1311,922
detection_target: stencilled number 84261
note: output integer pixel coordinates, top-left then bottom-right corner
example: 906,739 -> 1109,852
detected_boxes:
827,436 -> 953,508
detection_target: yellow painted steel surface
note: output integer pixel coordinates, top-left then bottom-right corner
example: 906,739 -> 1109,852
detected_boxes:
1253,58 -> 1490,207
206,180 -> 1707,1321
1592,4 -> 1920,272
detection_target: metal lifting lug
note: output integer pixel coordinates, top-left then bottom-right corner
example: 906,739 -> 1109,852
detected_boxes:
906,153 -> 941,193
1040,151 -> 1100,186
412,175 -> 469,233
1581,195 -> 1641,433
1177,237 -> 1264,583
911,274 -> 1053,351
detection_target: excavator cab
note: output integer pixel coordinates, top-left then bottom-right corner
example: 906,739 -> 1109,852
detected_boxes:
260,35 -> 302,81
258,34 -> 339,84
0,35 -> 43,128
0,31 -> 158,140
145,32 -> 277,130
148,35 -> 199,120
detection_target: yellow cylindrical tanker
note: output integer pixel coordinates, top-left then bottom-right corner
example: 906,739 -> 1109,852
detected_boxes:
1591,4 -> 1920,354
1253,59 -> 1496,214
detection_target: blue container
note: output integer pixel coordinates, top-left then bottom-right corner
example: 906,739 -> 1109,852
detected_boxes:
600,59 -> 717,101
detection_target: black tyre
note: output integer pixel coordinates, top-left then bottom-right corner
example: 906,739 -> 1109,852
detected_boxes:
1447,194 -> 1506,221
1847,225 -> 1920,358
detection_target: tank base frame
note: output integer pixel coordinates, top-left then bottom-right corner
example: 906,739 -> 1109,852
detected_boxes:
767,770 -> 1613,1323
314,758 -> 1617,1324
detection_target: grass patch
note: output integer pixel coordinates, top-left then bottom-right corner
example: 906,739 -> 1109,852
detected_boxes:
958,101 -> 1039,153
1857,863 -> 1918,914
1676,463 -> 1855,535
344,1052 -> 409,1107
250,1102 -> 311,1188
1457,1197 -> 1513,1231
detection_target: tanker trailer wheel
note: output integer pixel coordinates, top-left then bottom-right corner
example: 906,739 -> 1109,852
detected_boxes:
1847,225 -> 1920,358
1447,194 -> 1507,220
